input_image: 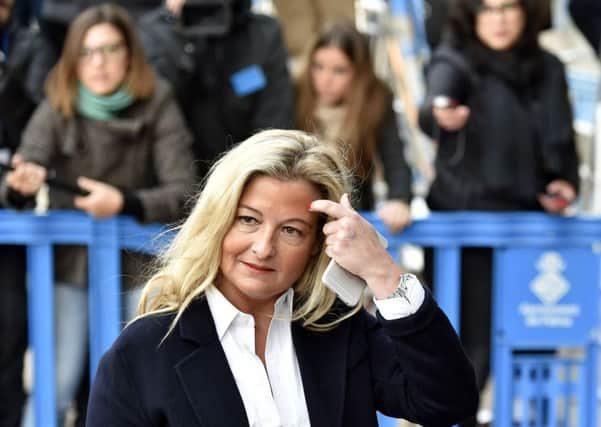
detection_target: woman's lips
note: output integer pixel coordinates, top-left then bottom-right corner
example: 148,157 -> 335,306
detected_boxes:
241,261 -> 275,273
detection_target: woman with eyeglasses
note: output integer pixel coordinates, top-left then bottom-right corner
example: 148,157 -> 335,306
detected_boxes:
418,0 -> 579,425
0,4 -> 195,425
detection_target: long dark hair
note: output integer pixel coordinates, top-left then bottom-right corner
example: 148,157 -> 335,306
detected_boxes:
447,0 -> 545,54
295,22 -> 391,179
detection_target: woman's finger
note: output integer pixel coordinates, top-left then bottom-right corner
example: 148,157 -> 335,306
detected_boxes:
309,197 -> 353,219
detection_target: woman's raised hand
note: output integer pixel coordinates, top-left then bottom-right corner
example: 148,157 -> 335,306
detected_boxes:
6,154 -> 47,197
309,194 -> 403,299
74,176 -> 124,218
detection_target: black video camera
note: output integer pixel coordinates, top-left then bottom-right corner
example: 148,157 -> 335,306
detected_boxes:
181,0 -> 233,37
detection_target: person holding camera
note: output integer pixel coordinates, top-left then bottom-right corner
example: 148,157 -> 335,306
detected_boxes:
137,0 -> 294,180
418,0 -> 579,425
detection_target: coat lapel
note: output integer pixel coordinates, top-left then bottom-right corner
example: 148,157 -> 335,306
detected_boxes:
174,299 -> 248,427
292,319 -> 350,427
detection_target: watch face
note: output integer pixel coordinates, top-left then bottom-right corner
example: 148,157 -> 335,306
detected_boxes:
396,273 -> 419,303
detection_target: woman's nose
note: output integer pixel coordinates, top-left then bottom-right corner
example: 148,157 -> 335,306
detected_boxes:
251,230 -> 276,259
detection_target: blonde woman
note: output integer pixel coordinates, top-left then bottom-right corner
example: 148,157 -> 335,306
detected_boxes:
87,129 -> 477,427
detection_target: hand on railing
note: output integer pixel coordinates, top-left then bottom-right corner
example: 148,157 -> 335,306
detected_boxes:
376,199 -> 411,233
73,177 -> 124,219
538,179 -> 576,214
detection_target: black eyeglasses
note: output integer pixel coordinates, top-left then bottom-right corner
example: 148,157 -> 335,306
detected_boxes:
79,41 -> 126,61
476,1 -> 521,15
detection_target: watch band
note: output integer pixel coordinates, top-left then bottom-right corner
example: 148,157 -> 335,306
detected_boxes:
387,273 -> 419,303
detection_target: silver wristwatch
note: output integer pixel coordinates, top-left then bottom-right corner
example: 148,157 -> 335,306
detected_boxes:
387,273 -> 420,303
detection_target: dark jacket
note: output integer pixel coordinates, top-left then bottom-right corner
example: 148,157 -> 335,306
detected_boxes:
356,105 -> 412,210
0,79 -> 195,287
137,6 -> 294,179
419,44 -> 579,211
0,19 -> 40,156
86,290 -> 478,427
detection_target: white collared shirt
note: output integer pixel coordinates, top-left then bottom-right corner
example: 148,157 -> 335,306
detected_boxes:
205,285 -> 311,427
205,280 -> 425,426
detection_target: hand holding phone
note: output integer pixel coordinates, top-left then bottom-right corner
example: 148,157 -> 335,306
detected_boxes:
0,162 -> 90,197
322,231 -> 388,306
540,191 -> 569,211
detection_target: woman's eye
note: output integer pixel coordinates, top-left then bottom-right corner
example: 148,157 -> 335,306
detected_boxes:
238,216 -> 258,225
282,226 -> 302,237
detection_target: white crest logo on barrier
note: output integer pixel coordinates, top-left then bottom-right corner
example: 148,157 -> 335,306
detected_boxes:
530,252 -> 570,305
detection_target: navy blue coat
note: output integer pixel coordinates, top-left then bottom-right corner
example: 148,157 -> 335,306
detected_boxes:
86,290 -> 478,427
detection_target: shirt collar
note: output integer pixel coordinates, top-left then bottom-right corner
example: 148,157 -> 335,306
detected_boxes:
205,285 -> 294,341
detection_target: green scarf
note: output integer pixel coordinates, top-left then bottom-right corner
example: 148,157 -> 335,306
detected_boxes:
76,83 -> 135,121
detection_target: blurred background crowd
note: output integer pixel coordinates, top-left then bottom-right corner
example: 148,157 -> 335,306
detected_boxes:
0,0 -> 600,426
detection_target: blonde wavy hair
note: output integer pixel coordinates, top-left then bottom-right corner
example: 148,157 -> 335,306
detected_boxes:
137,129 -> 361,334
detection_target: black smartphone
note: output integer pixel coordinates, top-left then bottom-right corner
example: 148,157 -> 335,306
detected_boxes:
0,163 -> 90,197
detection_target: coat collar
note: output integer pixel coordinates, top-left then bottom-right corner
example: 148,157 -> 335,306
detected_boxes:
175,297 -> 249,427
174,297 -> 350,427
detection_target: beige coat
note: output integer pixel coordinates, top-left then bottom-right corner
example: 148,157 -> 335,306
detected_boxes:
3,79 -> 195,287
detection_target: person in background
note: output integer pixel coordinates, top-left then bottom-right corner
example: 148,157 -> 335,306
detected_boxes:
86,129 -> 478,427
137,0 -> 294,180
0,4 -> 195,425
0,0 -> 45,425
296,22 -> 412,233
569,0 -> 601,54
419,0 -> 579,425
271,0 -> 355,72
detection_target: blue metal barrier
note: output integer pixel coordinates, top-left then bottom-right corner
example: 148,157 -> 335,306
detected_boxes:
0,210 -> 164,427
2,210 -> 601,426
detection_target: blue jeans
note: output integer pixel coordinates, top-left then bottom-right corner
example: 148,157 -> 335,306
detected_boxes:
22,283 -> 142,426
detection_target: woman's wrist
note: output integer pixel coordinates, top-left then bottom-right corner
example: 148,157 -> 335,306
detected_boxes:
364,261 -> 404,300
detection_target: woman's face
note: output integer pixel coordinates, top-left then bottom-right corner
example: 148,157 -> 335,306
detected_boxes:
77,23 -> 129,96
218,175 -> 321,313
310,46 -> 355,106
475,0 -> 525,51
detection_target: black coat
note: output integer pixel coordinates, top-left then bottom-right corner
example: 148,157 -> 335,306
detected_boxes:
0,19 -> 41,155
419,44 -> 579,211
87,290 -> 478,427
138,7 -> 294,180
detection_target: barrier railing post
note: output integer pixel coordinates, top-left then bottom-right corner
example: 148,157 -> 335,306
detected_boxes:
433,247 -> 461,331
88,218 -> 121,379
27,243 -> 56,427
492,248 -> 512,427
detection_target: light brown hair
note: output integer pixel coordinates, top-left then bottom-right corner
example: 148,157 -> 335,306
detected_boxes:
295,22 -> 391,179
45,3 -> 156,117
